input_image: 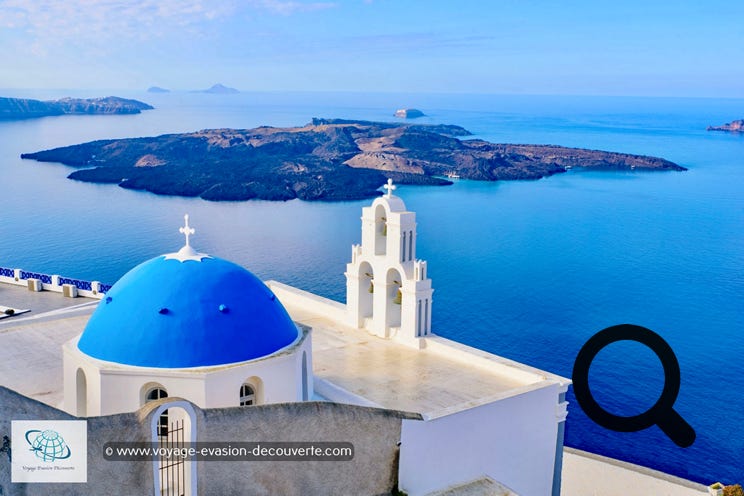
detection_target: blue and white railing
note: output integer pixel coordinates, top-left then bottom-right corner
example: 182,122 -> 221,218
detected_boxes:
0,266 -> 111,299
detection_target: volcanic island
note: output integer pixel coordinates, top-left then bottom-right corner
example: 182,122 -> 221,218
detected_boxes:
20,118 -> 685,202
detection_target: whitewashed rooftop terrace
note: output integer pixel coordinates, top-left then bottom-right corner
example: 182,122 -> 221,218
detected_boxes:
0,283 -> 97,409
0,281 -> 569,419
269,281 -> 569,419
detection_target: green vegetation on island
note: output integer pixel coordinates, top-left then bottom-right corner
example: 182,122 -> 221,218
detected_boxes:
20,118 -> 685,202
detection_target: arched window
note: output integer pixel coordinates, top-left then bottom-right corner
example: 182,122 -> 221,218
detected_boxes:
145,387 -> 168,437
146,387 -> 168,402
240,384 -> 255,406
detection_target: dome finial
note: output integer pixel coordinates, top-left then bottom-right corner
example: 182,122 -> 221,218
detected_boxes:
384,178 -> 396,198
179,214 -> 195,247
164,214 -> 211,262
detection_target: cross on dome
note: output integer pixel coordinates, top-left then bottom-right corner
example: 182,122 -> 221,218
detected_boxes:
384,178 -> 396,198
179,214 -> 195,247
164,214 -> 211,263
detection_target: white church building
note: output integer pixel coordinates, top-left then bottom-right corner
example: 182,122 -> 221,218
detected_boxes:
1,180 -> 570,496
63,218 -> 312,417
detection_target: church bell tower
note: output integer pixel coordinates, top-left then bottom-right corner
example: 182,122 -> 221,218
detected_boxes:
345,179 -> 433,345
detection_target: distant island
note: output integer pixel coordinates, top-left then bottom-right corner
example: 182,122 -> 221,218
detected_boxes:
20,118 -> 685,202
707,119 -> 744,133
194,84 -> 239,94
395,108 -> 425,119
0,96 -> 153,120
148,84 -> 238,94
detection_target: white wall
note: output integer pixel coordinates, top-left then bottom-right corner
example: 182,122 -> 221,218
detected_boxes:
63,343 -> 102,416
99,371 -> 207,416
399,384 -> 561,496
204,336 -> 312,408
63,330 -> 311,416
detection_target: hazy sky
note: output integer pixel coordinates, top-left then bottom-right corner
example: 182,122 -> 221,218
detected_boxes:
1,0 -> 742,96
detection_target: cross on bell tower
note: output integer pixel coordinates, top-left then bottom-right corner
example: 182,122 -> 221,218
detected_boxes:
384,178 -> 396,198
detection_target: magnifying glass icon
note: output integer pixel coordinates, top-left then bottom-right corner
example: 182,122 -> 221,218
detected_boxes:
572,324 -> 696,448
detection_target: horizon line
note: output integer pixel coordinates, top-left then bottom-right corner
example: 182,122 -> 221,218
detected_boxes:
2,88 -> 744,101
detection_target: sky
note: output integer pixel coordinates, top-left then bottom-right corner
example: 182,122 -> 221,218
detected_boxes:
0,0 -> 742,97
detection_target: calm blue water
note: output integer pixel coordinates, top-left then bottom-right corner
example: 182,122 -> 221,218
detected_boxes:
1,91 -> 742,484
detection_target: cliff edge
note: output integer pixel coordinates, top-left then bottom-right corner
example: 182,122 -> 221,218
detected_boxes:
0,96 -> 153,120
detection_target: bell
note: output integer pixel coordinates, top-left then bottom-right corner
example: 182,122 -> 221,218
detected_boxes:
382,224 -> 387,236
393,288 -> 402,305
368,281 -> 374,293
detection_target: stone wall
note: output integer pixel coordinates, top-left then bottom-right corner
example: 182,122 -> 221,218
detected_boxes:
0,386 -> 149,496
0,387 -> 411,496
193,401 -> 411,496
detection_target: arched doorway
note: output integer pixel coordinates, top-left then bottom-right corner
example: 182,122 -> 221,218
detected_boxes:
151,401 -> 197,496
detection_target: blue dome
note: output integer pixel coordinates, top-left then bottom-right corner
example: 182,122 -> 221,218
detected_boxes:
78,254 -> 299,368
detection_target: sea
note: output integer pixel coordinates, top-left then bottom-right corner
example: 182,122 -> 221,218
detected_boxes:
0,90 -> 742,485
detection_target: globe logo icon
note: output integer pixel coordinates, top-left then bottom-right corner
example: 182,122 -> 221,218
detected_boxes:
25,429 -> 72,462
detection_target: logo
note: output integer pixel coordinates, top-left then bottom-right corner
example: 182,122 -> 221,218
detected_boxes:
11,420 -> 87,483
25,429 -> 72,462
